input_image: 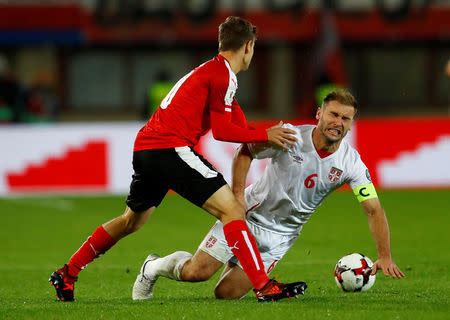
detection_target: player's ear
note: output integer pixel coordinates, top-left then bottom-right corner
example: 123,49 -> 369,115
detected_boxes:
245,40 -> 252,54
316,106 -> 322,120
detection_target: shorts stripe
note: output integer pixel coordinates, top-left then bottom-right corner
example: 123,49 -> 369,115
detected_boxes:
242,230 -> 261,271
175,146 -> 218,179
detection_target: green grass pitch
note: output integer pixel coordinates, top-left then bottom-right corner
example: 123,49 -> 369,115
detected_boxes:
0,190 -> 449,319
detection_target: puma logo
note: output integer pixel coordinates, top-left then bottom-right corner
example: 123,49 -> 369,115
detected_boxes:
90,243 -> 99,256
230,241 -> 239,251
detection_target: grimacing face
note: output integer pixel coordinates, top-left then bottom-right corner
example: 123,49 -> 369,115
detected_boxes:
316,100 -> 356,144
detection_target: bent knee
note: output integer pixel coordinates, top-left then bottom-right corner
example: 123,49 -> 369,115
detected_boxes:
219,202 -> 246,224
214,284 -> 247,300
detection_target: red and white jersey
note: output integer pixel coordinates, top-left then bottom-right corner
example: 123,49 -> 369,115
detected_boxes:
245,124 -> 373,235
134,55 -> 266,151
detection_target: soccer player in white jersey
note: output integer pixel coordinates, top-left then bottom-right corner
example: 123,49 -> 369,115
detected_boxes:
132,89 -> 405,300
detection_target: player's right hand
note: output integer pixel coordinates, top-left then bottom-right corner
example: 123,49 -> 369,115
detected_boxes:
266,121 -> 297,151
371,258 -> 405,278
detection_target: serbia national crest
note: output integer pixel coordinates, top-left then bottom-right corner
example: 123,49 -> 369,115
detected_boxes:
206,236 -> 217,248
329,167 -> 343,182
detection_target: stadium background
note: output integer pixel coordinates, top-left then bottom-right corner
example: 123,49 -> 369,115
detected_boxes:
0,1 -> 449,319
0,0 -> 449,195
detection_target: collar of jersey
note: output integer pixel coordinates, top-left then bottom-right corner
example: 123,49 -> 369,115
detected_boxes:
217,54 -> 235,75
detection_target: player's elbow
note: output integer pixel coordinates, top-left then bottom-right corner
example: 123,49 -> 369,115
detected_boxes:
233,143 -> 253,160
362,199 -> 384,218
364,206 -> 377,217
211,127 -> 225,141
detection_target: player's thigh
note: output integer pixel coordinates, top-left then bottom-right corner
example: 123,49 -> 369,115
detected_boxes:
165,147 -> 232,215
202,185 -> 245,223
181,249 -> 224,282
126,150 -> 171,212
214,262 -> 253,300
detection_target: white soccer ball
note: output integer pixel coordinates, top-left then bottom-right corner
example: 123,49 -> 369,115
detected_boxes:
334,253 -> 376,292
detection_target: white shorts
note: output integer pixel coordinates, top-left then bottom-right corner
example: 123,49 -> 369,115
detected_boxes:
199,220 -> 299,274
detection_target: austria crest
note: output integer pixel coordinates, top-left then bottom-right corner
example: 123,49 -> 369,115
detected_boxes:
329,167 -> 343,182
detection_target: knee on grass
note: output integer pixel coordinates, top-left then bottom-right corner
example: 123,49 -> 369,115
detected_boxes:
214,284 -> 247,300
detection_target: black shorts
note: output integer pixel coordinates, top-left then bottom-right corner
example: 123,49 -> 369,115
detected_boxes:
126,146 -> 227,212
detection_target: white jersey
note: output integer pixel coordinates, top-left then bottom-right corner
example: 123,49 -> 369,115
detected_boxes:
245,124 -> 372,235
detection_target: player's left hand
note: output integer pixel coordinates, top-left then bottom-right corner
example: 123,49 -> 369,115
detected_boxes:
266,121 -> 297,151
371,257 -> 405,278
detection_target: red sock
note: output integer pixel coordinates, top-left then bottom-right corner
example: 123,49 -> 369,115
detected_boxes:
223,220 -> 269,290
67,225 -> 117,277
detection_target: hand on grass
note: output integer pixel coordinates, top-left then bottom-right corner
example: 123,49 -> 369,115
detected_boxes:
371,257 -> 405,278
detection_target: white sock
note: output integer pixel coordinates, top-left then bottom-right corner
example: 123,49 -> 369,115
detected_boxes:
146,251 -> 193,281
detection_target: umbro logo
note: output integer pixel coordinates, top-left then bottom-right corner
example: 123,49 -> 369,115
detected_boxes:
292,155 -> 303,164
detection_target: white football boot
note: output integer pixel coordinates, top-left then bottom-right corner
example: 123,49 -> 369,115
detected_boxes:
132,254 -> 160,300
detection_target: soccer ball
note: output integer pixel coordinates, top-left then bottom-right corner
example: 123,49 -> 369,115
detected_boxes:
334,253 -> 376,292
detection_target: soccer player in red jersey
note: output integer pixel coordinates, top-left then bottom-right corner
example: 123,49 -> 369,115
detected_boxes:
49,16 -> 304,302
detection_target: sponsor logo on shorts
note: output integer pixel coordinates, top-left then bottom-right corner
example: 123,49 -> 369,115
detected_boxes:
206,236 -> 217,248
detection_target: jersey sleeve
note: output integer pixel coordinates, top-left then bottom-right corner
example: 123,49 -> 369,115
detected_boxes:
208,65 -> 234,118
247,142 -> 279,159
346,153 -> 378,202
230,99 -> 249,128
209,68 -> 267,143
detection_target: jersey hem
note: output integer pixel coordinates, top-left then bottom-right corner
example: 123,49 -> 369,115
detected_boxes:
133,143 -> 194,152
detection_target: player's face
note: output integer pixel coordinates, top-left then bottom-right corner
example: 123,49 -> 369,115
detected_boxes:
242,40 -> 255,71
316,100 -> 355,143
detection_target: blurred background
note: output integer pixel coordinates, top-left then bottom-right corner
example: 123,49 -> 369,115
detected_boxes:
0,0 -> 449,195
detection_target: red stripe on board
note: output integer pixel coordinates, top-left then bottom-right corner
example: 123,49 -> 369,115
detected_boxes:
6,141 -> 108,192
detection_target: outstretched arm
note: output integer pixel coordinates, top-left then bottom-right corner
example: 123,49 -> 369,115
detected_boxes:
210,110 -> 297,150
361,198 -> 405,278
231,144 -> 253,209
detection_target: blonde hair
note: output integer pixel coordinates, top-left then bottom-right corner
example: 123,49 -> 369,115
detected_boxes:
323,89 -> 358,112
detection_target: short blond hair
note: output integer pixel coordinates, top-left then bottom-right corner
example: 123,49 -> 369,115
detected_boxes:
323,89 -> 358,112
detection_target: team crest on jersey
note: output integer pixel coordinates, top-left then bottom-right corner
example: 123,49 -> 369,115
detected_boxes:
328,167 -> 343,182
206,236 -> 217,248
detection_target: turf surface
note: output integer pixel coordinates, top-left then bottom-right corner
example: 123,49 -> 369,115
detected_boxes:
0,190 -> 449,319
